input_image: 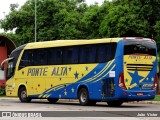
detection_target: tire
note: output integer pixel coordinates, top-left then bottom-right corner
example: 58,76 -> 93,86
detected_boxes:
18,87 -> 31,103
107,101 -> 123,107
78,88 -> 90,106
47,98 -> 59,103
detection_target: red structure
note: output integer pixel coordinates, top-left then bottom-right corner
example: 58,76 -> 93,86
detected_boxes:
0,35 -> 16,87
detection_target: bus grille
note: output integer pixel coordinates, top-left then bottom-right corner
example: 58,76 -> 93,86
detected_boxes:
126,64 -> 153,71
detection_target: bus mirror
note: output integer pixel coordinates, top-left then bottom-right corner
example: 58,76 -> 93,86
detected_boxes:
0,69 -> 5,80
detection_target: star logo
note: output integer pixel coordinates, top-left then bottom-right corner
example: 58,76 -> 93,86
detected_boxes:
64,91 -> 67,96
59,94 -> 62,98
71,88 -> 75,93
102,93 -> 106,99
128,71 -> 144,86
151,77 -> 154,81
74,71 -> 79,79
86,66 -> 88,71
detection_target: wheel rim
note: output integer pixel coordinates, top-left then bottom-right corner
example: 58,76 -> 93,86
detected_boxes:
80,91 -> 87,103
21,91 -> 27,100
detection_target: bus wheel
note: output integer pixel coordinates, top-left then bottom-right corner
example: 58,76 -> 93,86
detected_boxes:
18,87 -> 31,103
47,98 -> 59,103
78,88 -> 89,106
107,101 -> 123,107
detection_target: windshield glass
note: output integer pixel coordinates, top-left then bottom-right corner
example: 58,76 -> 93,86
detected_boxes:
124,39 -> 156,56
6,61 -> 14,80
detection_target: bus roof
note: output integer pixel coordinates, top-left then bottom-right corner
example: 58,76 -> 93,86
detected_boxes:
25,38 -> 121,49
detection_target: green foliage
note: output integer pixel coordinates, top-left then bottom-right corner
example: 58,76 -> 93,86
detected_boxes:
152,95 -> 160,101
99,4 -> 149,37
0,87 -> 5,95
0,0 -> 160,50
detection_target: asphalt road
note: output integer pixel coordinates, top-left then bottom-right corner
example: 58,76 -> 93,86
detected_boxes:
0,97 -> 160,120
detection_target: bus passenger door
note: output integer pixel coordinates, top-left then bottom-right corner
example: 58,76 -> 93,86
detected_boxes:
102,78 -> 115,98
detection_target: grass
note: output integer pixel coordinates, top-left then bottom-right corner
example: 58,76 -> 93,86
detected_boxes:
152,95 -> 160,101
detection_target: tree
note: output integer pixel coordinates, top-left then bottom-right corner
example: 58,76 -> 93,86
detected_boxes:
0,0 -> 88,45
0,0 -> 160,50
99,4 -> 149,38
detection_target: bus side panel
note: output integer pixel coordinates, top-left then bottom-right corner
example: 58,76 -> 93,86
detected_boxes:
89,40 -> 125,101
114,40 -> 126,99
27,41 -> 123,101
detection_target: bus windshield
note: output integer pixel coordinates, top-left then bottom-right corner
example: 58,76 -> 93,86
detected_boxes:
6,60 -> 14,80
6,45 -> 25,80
124,39 -> 156,56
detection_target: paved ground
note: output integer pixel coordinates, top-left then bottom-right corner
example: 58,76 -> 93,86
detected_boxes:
0,97 -> 160,120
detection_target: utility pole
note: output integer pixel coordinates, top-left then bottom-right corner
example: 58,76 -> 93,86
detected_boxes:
3,12 -> 5,19
35,0 -> 37,42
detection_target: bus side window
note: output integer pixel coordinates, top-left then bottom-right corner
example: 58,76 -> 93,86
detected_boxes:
79,45 -> 96,64
63,47 -> 72,64
97,44 -> 108,63
36,49 -> 47,65
28,51 -> 35,66
89,45 -> 96,63
56,48 -> 62,64
19,51 -> 31,69
63,47 -> 79,64
110,43 -> 117,60
106,44 -> 111,62
72,47 -> 79,64
48,48 -> 56,65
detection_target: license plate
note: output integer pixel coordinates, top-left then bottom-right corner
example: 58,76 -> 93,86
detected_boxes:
137,92 -> 143,96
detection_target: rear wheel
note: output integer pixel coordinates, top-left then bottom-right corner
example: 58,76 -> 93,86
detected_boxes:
18,87 -> 31,103
107,101 -> 123,107
78,88 -> 90,106
47,98 -> 59,103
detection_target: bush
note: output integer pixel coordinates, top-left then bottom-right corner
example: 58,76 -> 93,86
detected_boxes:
0,87 -> 5,95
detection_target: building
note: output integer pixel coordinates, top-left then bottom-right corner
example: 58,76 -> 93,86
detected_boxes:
0,35 -> 16,88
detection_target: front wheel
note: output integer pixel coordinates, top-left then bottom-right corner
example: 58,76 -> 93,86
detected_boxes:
107,101 -> 123,107
18,87 -> 31,103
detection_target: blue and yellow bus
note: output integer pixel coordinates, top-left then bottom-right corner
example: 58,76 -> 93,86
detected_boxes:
1,37 -> 158,106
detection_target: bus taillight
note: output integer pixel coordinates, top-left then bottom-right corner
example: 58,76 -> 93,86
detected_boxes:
118,73 -> 127,90
152,74 -> 158,90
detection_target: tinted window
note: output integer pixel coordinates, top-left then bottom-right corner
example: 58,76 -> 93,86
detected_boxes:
97,43 -> 117,63
63,47 -> 79,64
124,40 -> 156,56
36,49 -> 47,65
19,50 -> 34,69
79,45 -> 96,63
18,43 -> 117,69
56,48 -> 62,64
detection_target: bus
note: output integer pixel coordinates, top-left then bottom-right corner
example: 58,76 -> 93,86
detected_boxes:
1,37 -> 158,106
